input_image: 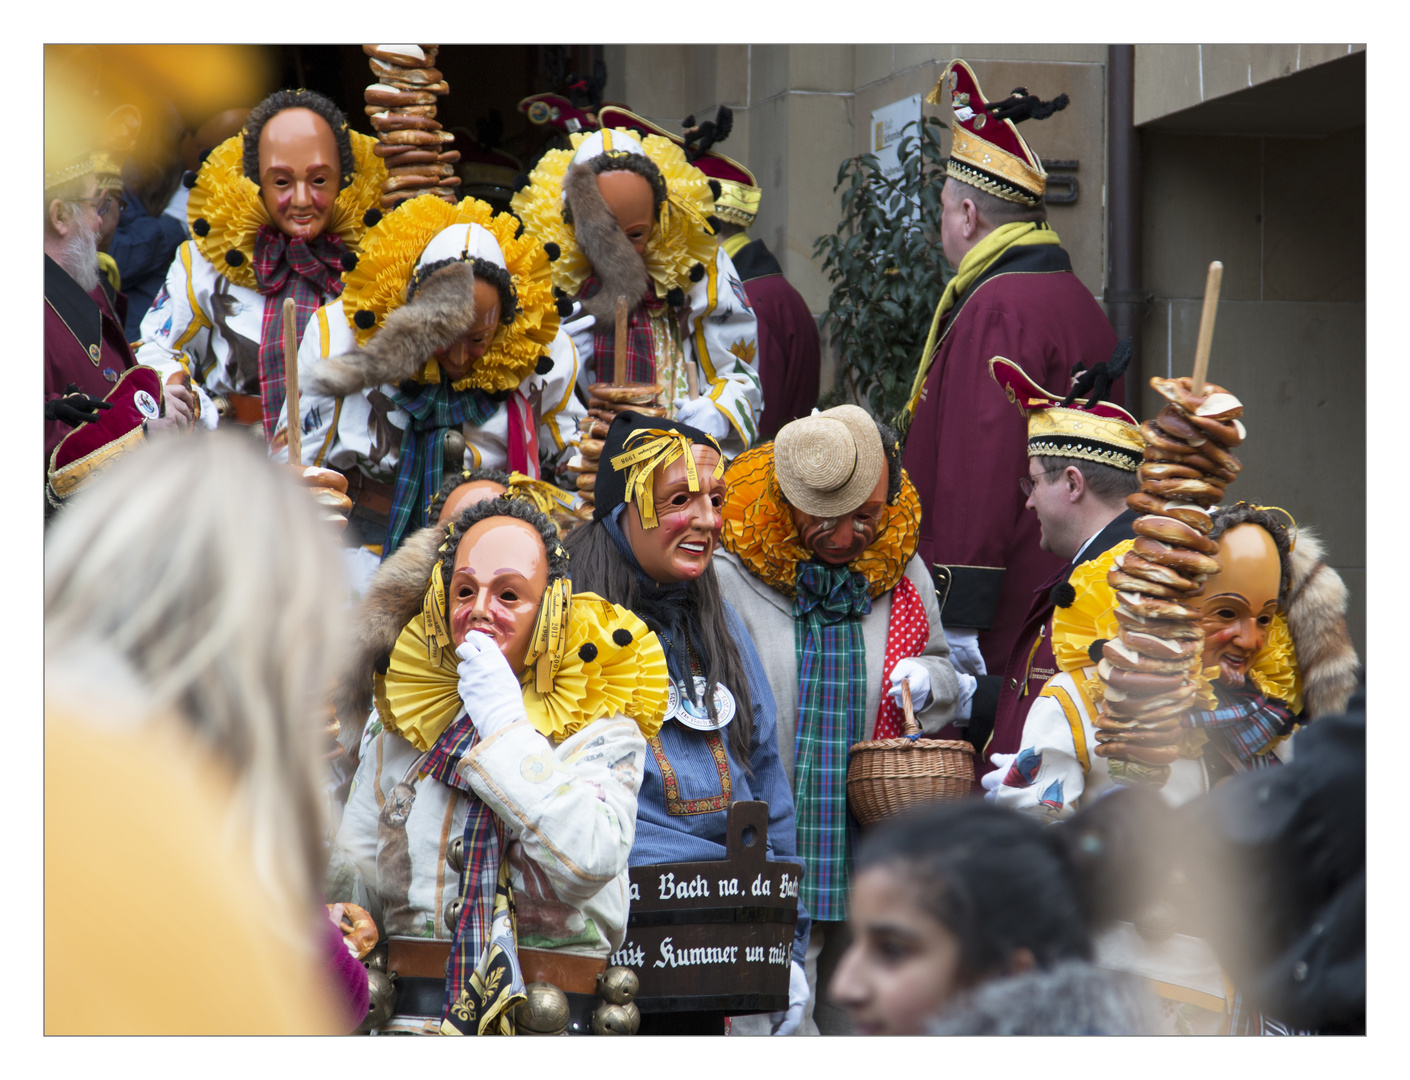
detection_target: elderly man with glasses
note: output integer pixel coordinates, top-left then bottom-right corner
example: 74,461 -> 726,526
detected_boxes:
44,148 -> 194,509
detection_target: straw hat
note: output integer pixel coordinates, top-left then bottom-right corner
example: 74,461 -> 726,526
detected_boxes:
773,405 -> 884,517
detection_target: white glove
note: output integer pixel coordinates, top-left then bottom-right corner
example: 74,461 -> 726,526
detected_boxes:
887,658 -> 932,712
456,631 -> 527,739
769,960 -> 809,1036
943,627 -> 987,677
673,395 -> 731,440
560,306 -> 595,372
954,671 -> 977,721
980,752 -> 1017,802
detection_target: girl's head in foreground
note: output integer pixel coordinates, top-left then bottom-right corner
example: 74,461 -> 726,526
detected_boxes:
831,793 -> 1160,1035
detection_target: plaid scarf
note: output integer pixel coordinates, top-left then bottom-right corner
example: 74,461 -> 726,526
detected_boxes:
424,716 -> 526,1035
1184,682 -> 1295,772
581,278 -> 671,385
384,379 -> 500,559
252,225 -> 345,441
792,560 -> 872,921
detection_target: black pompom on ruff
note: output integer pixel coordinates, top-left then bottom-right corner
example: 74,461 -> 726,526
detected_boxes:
706,214 -> 723,233
374,652 -> 391,675
555,297 -> 574,317
578,643 -> 599,663
688,262 -> 705,283
708,179 -> 722,200
535,356 -> 554,375
192,218 -> 210,237
340,251 -> 359,272
224,249 -> 245,267
553,286 -> 566,299
612,628 -> 633,647
363,208 -> 383,228
543,241 -> 561,262
665,287 -> 686,307
1087,638 -> 1109,665
182,171 -> 198,189
353,309 -> 376,330
1050,581 -> 1076,609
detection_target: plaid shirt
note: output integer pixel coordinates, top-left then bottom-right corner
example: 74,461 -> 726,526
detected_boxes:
791,561 -> 873,921
251,226 -> 344,441
1185,682 -> 1295,772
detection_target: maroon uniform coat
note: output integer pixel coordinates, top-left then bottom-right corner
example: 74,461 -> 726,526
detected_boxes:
900,242 -> 1118,676
730,239 -> 820,441
45,254 -> 137,466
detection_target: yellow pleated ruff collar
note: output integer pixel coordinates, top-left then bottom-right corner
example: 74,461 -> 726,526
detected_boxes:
373,561 -> 668,753
186,128 -> 386,291
340,195 -> 560,394
720,443 -> 921,599
1053,539 -> 1303,714
510,128 -> 718,302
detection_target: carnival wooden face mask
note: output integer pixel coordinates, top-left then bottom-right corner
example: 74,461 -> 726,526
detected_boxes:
790,470 -> 889,566
436,278 -> 503,381
437,479 -> 509,526
596,170 -> 655,257
257,107 -> 340,242
449,517 -> 549,674
626,445 -> 724,584
1194,523 -> 1281,689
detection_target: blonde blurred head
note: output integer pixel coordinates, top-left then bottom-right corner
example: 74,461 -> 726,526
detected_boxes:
45,432 -> 348,944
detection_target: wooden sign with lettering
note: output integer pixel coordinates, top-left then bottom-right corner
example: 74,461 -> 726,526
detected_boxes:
612,801 -> 802,1015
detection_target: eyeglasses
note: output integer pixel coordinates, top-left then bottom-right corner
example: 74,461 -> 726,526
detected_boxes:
76,194 -> 115,217
1019,467 -> 1064,498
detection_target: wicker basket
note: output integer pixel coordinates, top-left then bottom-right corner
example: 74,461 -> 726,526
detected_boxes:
847,680 -> 975,827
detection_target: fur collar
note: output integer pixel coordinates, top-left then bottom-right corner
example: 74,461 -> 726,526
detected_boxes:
305,262 -> 477,398
563,162 -> 650,321
332,524 -> 443,756
1283,527 -> 1360,719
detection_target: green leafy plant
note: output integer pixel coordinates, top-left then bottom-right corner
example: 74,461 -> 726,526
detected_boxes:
812,117 -> 954,418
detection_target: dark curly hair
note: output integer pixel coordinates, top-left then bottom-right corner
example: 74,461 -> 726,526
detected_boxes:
1209,502 -> 1294,601
408,256 -> 518,325
562,150 -> 668,225
425,465 -> 512,527
437,496 -> 570,626
242,89 -> 356,190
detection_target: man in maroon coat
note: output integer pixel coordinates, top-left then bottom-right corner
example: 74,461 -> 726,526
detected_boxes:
44,150 -> 192,508
898,59 -> 1120,692
689,134 -> 820,440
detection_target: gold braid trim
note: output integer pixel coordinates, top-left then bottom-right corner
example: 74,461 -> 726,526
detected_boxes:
511,129 -> 718,302
339,194 -> 559,393
187,128 -> 386,290
720,443 -> 921,600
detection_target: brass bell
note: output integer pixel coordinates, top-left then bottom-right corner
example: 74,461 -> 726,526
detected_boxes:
596,966 -> 639,1005
444,897 -> 463,931
443,429 -> 467,470
363,942 -> 389,972
590,1000 -> 640,1036
359,968 -> 397,1031
515,982 -> 570,1035
447,835 -> 465,874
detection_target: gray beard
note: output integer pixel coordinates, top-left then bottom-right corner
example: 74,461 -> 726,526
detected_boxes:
57,218 -> 100,293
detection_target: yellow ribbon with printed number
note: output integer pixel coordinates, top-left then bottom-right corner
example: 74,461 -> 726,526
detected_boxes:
609,428 -> 724,528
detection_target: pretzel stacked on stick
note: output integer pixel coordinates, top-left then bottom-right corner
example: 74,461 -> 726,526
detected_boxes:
569,297 -> 666,518
1094,376 -> 1245,769
362,45 -> 459,210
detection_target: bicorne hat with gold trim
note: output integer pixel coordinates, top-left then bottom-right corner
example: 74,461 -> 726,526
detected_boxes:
989,354 -> 1141,472
520,92 -> 601,136
47,365 -> 165,507
927,59 -> 1068,208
